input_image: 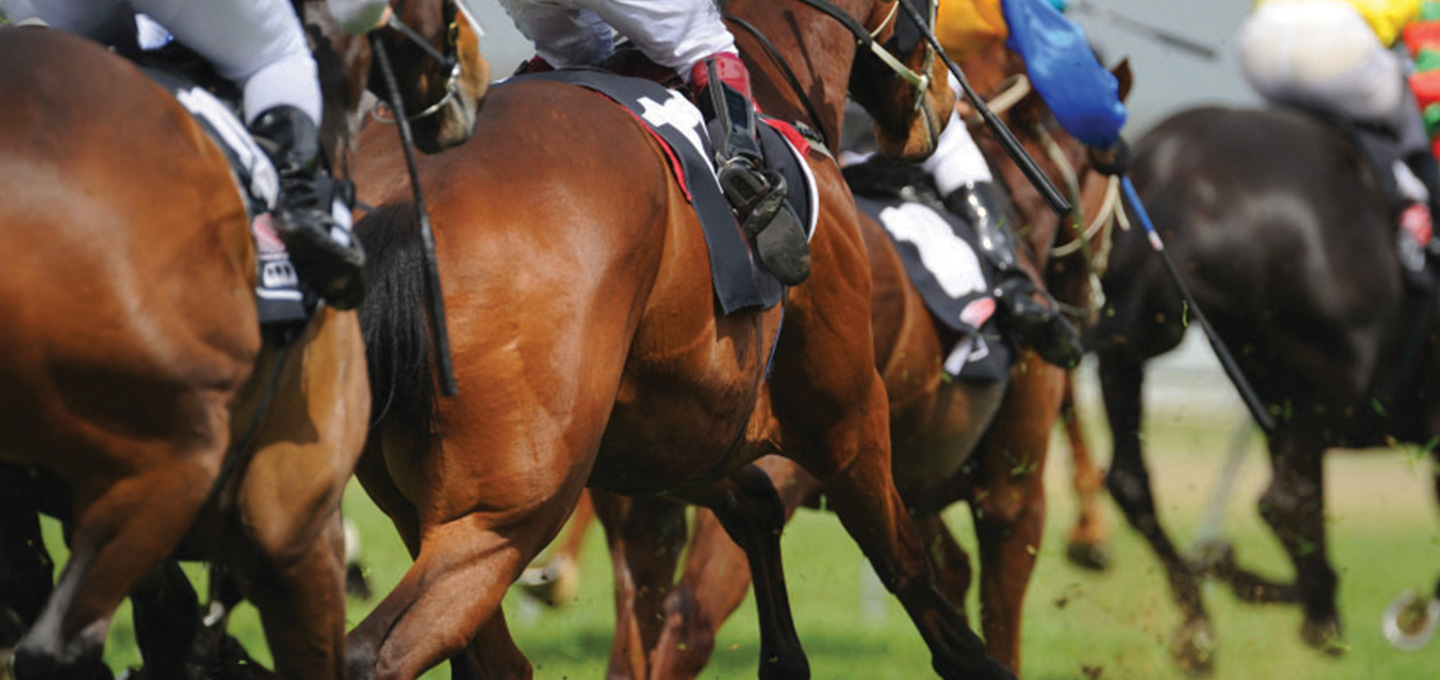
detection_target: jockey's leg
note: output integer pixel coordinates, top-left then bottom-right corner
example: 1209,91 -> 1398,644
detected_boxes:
498,1 -> 613,71
928,108 -> 1082,367
40,0 -> 365,309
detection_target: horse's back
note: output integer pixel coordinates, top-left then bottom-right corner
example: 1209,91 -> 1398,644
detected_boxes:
0,29 -> 258,465
1103,105 -> 1403,397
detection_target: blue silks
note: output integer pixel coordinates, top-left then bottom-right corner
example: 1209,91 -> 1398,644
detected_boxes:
1001,0 -> 1126,147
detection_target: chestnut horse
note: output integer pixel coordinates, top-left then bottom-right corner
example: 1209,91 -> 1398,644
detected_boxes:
339,0 -> 1065,677
0,2 -> 484,678
592,44 -> 1130,679
1090,105 -> 1440,672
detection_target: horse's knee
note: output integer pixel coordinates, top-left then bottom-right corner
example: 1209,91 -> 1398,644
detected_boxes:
726,465 -> 787,534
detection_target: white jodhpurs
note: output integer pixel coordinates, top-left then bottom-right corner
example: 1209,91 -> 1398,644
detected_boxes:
1237,0 -> 1407,130
39,0 -> 321,124
499,0 -> 736,81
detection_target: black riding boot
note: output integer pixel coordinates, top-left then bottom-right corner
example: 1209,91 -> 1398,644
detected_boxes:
249,106 -> 366,310
693,56 -> 811,286
944,181 -> 1084,368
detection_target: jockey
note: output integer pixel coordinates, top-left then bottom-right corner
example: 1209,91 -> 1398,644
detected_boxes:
1238,0 -> 1440,269
499,0 -> 811,286
922,0 -> 1128,368
34,0 -> 390,310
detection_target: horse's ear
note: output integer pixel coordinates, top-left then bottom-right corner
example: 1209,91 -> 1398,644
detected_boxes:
1112,58 -> 1134,103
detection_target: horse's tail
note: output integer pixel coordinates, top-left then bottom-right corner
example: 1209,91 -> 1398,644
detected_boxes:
355,203 -> 438,452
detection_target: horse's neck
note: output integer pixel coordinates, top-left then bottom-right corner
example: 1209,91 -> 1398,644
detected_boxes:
728,0 -> 859,146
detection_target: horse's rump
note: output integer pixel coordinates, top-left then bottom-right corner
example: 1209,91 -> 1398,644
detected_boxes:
0,29 -> 259,469
356,78 -> 779,490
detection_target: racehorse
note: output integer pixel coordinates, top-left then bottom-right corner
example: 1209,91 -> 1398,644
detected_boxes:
0,2 -> 484,678
339,0 -> 1062,677
1090,105 -> 1440,672
591,42 -> 1130,679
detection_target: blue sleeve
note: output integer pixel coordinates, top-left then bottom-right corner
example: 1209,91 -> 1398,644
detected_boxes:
1001,0 -> 1127,147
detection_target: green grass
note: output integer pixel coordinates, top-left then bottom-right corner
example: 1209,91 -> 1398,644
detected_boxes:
39,398 -> 1440,679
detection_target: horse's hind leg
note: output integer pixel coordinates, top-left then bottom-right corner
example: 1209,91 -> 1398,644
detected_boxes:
1257,434 -> 1341,652
1060,370 -> 1110,571
13,441 -> 223,680
518,490 -> 596,608
1098,349 -> 1216,674
592,491 -> 687,680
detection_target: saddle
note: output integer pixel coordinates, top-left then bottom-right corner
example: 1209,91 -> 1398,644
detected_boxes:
843,156 -> 1013,382
512,62 -> 819,314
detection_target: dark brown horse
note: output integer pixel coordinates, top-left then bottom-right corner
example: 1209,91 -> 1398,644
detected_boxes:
340,0 -> 1067,678
0,3 -> 484,678
1090,105 -> 1440,673
592,43 -> 1129,679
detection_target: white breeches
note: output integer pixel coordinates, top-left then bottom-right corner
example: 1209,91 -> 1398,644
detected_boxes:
39,0 -> 321,123
1238,0 -> 1407,129
498,0 -> 736,81
922,109 -> 994,196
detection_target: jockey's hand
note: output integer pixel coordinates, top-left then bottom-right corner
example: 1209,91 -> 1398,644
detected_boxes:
1089,137 -> 1129,176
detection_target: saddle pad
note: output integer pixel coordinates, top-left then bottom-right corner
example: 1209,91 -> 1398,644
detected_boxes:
854,194 -> 1012,381
516,69 -> 818,313
141,67 -> 314,327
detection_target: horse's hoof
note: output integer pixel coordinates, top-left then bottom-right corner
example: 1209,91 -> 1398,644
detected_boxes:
517,555 -> 580,607
1170,618 -> 1217,676
1383,590 -> 1439,651
1300,617 -> 1348,655
1064,539 -> 1110,572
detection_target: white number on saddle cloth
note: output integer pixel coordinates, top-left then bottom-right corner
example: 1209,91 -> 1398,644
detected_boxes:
638,93 -> 713,172
174,87 -> 281,211
877,202 -> 987,299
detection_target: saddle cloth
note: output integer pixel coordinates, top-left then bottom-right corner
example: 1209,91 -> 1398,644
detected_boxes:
846,161 -> 1012,381
516,69 -> 819,314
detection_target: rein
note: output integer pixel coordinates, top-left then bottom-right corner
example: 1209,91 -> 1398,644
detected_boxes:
725,0 -> 936,150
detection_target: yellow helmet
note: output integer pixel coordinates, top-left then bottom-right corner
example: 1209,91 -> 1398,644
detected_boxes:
935,0 -> 1009,60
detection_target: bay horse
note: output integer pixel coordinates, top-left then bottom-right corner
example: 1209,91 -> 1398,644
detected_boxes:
0,2 -> 485,678
592,43 -> 1131,679
340,0 -> 1057,677
1090,105 -> 1440,672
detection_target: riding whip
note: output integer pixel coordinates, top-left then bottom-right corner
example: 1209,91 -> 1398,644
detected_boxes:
895,0 -> 1074,217
1120,177 -> 1276,432
371,36 -> 460,397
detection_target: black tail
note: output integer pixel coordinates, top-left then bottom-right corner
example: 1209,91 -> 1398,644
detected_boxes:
356,202 -> 438,452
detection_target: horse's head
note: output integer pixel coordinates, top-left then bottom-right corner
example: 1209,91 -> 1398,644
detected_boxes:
726,0 -> 953,161
368,0 -> 489,153
847,0 -> 954,161
975,49 -> 1134,332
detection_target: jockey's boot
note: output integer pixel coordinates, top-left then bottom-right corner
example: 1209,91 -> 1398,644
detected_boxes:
944,181 -> 1084,368
249,106 -> 366,310
692,53 -> 811,286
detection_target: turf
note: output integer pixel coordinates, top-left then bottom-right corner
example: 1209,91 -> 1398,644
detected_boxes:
42,383 -> 1440,679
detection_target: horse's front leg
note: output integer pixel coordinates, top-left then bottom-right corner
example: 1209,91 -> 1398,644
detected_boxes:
0,497 -> 51,649
968,352 -> 1064,673
1059,369 -> 1111,571
676,464 -> 809,680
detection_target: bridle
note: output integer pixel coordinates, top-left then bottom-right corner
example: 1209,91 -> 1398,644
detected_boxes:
726,0 -> 937,149
371,0 -> 469,124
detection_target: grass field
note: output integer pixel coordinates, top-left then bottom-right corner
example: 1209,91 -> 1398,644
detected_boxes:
66,367 -> 1440,679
